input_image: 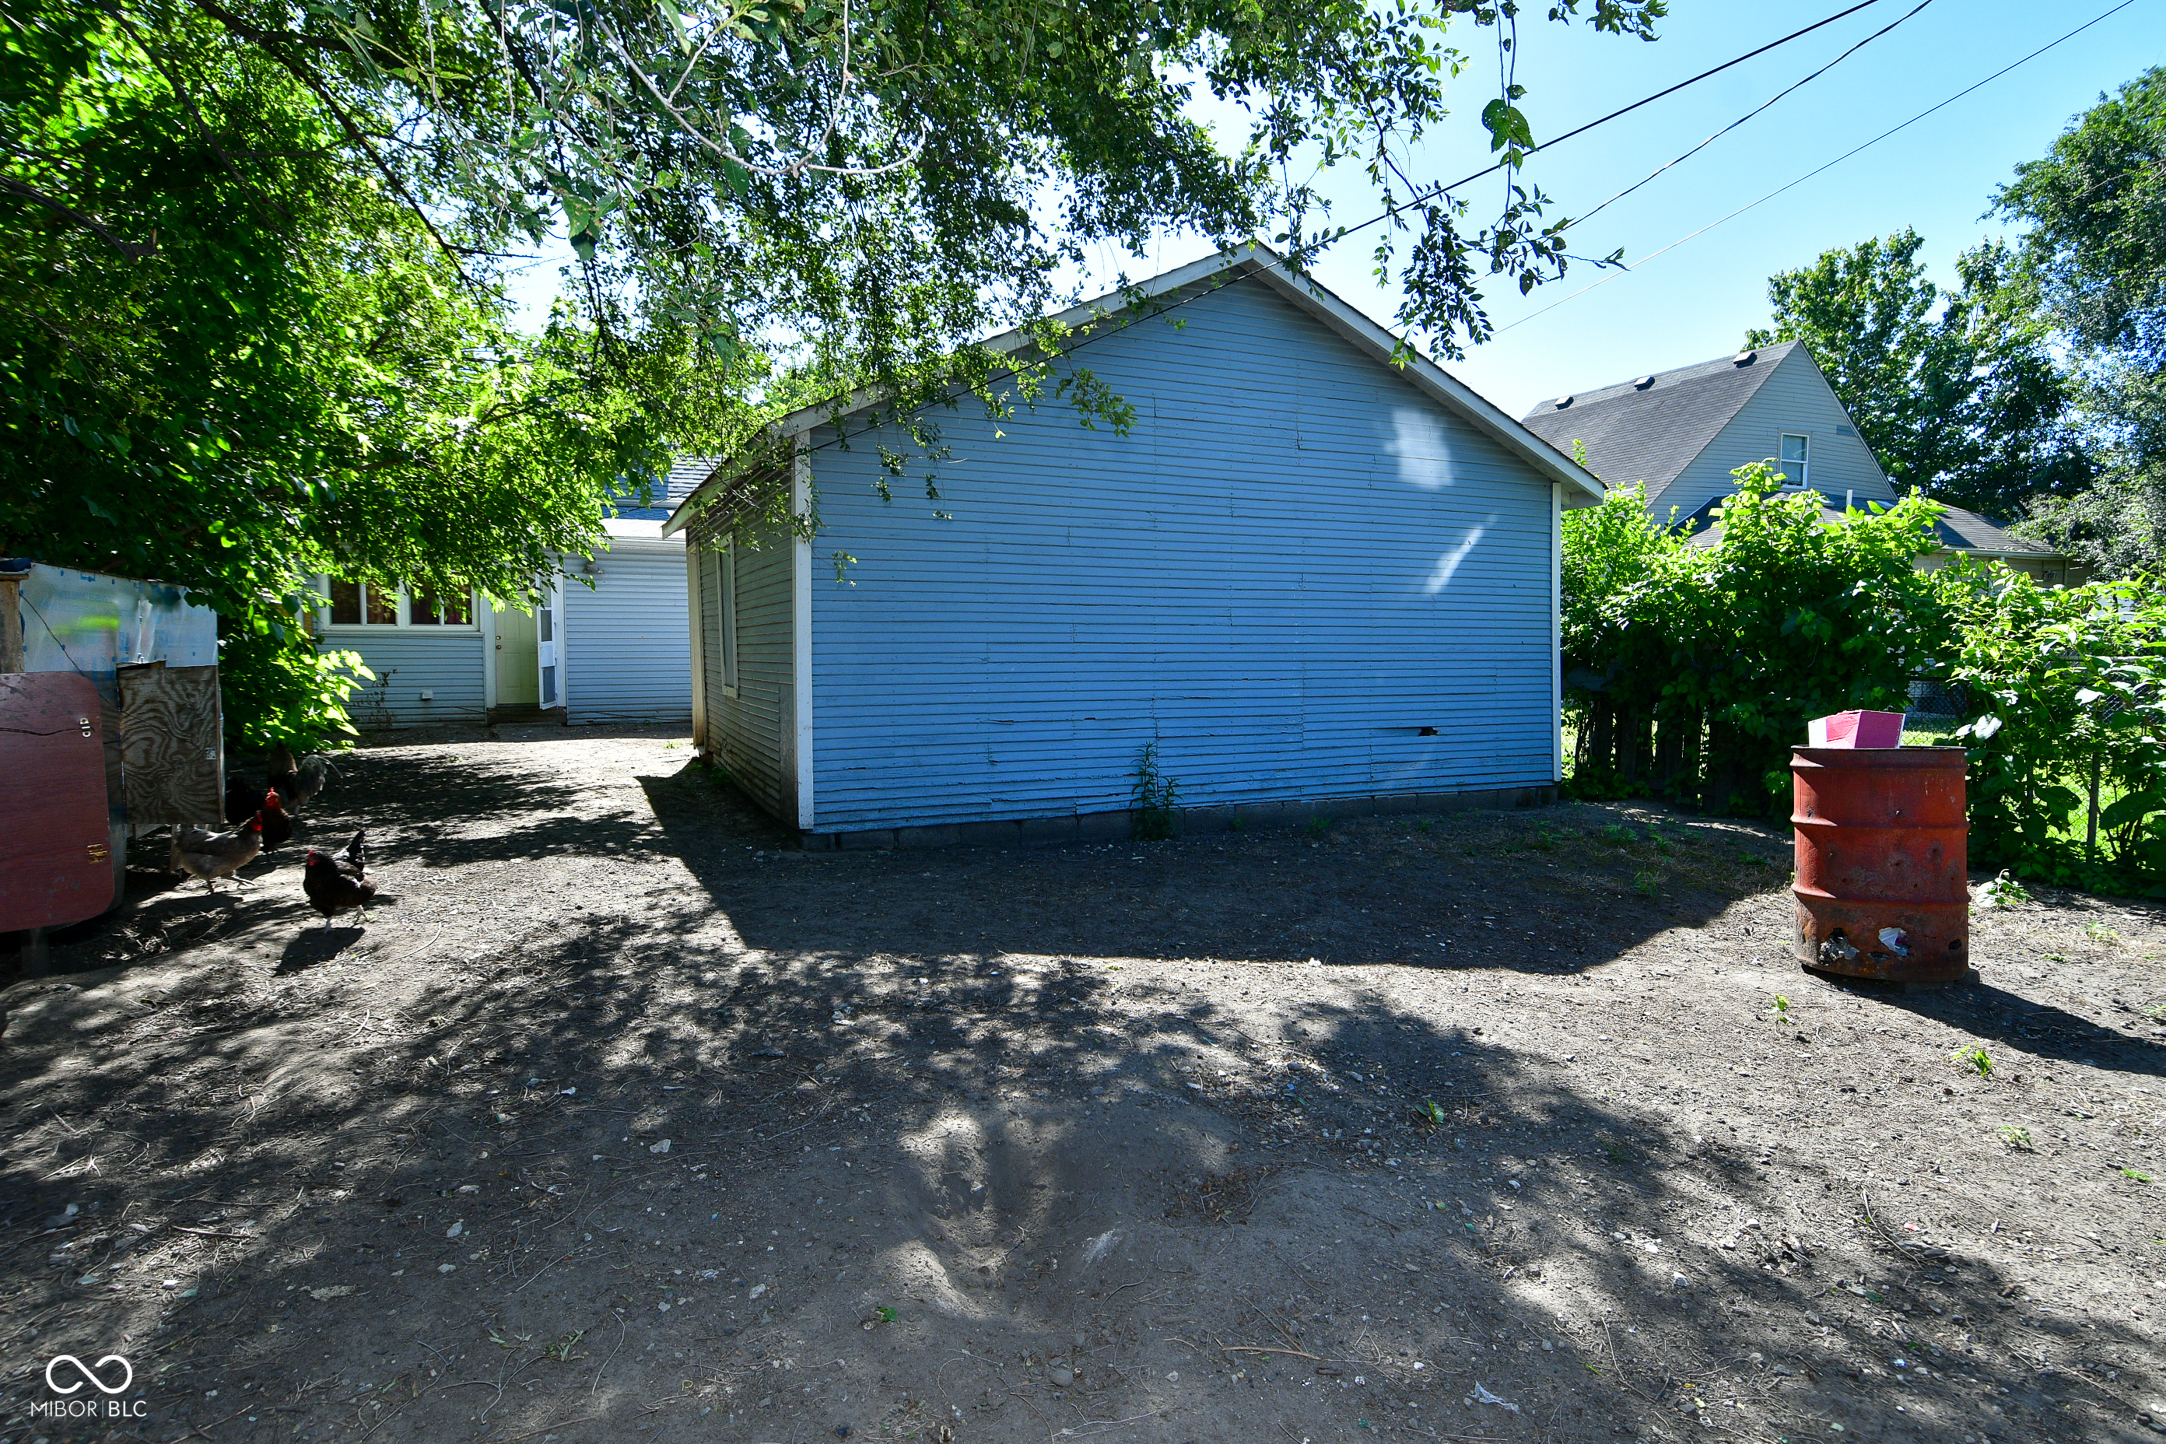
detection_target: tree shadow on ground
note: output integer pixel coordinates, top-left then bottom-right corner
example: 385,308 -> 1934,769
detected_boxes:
637,761 -> 1796,979
0,741 -> 2154,1444
1856,978 -> 2166,1080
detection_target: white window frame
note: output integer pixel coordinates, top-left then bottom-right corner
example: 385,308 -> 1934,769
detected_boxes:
314,576 -> 480,632
1778,432 -> 1810,491
718,535 -> 739,699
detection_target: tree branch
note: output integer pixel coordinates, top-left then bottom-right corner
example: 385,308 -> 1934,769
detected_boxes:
0,174 -> 157,259
181,0 -> 478,289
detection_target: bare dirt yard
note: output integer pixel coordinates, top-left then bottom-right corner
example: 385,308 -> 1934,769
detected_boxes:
3,726 -> 2164,1444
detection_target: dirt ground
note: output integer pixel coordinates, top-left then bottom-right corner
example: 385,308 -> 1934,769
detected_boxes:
2,726 -> 2163,1444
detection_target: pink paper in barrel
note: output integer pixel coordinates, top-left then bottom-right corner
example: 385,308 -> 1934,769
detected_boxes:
1806,710 -> 1907,748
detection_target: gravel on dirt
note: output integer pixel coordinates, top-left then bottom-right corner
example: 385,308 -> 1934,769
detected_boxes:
2,725 -> 2162,1444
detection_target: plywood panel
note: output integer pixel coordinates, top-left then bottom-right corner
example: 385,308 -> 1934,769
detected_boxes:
118,661 -> 224,825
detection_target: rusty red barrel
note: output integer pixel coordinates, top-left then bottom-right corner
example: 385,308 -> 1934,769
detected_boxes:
1791,746 -> 1970,983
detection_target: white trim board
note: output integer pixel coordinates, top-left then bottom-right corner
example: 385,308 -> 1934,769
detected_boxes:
791,439 -> 815,832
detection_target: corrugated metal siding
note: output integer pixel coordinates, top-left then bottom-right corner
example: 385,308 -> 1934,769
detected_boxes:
321,628 -> 488,727
1658,349 -> 1898,518
694,519 -> 796,819
805,280 -> 1558,834
560,540 -> 693,723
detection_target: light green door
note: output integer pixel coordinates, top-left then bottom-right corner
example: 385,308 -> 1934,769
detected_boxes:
495,603 -> 539,707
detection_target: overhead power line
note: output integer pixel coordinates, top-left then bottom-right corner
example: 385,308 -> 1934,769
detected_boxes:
1333,0 -> 1902,247
1495,0 -> 2142,336
1564,0 -> 1934,233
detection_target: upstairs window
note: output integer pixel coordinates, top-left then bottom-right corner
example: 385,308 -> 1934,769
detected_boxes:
1779,433 -> 1810,490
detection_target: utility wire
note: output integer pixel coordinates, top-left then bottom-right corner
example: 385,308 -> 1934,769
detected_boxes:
1565,0 -> 1934,232
1332,0 -> 1898,247
1495,0 -> 2141,336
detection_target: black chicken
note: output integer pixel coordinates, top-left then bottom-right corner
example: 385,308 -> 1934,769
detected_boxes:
303,835 -> 375,926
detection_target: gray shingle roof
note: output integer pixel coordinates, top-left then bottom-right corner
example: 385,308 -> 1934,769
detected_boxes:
608,457 -> 720,520
1677,492 -> 2060,555
1518,341 -> 1805,495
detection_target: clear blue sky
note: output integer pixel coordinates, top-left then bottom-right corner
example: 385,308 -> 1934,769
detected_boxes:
1180,0 -> 2159,417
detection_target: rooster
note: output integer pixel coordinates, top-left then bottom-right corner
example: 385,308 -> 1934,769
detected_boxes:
268,746 -> 332,813
304,832 -> 375,926
257,789 -> 294,850
170,815 -> 264,892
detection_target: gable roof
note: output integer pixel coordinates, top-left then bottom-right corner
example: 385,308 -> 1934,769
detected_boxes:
608,456 -> 720,521
1517,341 -> 1809,498
665,245 -> 1605,535
1676,492 -> 2062,557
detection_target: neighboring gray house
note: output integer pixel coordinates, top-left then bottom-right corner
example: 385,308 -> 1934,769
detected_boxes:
1519,341 -> 2082,585
311,460 -> 706,728
665,245 -> 1605,847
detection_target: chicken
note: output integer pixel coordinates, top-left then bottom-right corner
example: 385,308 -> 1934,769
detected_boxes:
268,746 -> 332,812
257,789 -> 293,850
170,815 -> 263,892
303,844 -> 376,926
327,827 -> 366,876
224,772 -> 261,825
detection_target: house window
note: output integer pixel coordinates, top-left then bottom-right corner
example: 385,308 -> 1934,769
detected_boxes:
1779,433 -> 1810,489
317,579 -> 476,629
412,588 -> 471,625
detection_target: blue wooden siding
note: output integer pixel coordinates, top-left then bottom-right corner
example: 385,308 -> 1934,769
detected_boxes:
695,518 -> 796,818
322,627 -> 488,727
803,280 -> 1558,835
561,539 -> 693,723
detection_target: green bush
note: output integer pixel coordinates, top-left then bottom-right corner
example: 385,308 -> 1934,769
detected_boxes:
1563,463 -> 1950,816
1942,570 -> 2166,890
1563,462 -> 2166,894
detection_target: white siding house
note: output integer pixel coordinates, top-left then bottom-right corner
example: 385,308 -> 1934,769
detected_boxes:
1521,342 -> 2083,584
668,246 -> 1604,847
314,469 -> 704,728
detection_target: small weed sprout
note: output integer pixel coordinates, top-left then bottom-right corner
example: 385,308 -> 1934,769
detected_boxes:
1132,742 -> 1179,842
1414,1100 -> 1447,1129
1770,994 -> 1792,1024
1304,815 -> 1332,838
1998,1125 -> 2033,1152
1599,823 -> 1636,847
1976,870 -> 2031,909
2123,1167 -> 2154,1184
2084,921 -> 2121,946
544,1330 -> 587,1362
1633,870 -> 1659,899
1953,1045 -> 1994,1077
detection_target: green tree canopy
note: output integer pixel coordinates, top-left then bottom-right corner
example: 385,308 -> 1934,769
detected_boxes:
1744,228 -> 2090,521
0,10 -> 744,744
1995,63 -> 2166,575
4,0 -> 1667,744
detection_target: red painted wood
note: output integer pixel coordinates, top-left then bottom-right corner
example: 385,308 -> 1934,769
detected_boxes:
0,673 -> 115,931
